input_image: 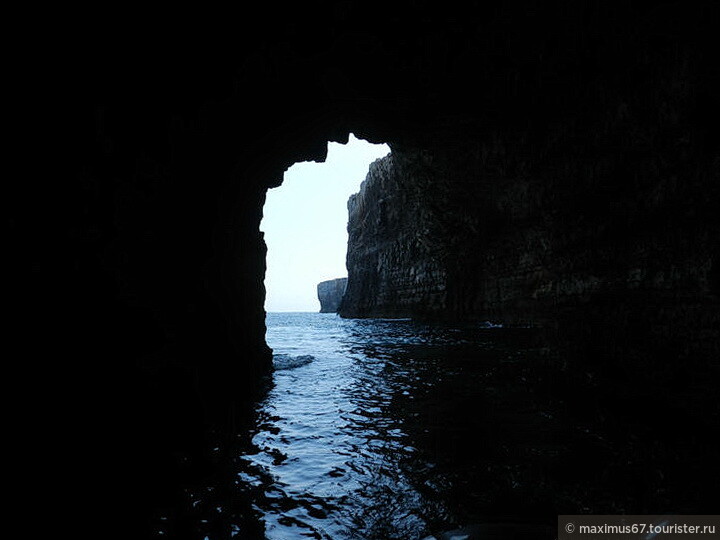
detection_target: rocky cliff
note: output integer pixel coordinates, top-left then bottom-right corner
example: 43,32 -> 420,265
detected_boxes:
340,127 -> 719,373
340,155 -> 450,319
317,278 -> 347,313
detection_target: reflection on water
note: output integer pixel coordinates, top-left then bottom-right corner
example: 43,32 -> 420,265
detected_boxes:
160,313 -> 719,539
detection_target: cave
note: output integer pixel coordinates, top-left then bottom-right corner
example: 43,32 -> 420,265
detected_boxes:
16,2 -> 718,539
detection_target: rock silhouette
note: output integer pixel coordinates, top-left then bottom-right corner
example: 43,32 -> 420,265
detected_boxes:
317,278 -> 347,313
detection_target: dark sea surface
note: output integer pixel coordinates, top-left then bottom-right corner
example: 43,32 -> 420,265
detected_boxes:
175,312 -> 718,539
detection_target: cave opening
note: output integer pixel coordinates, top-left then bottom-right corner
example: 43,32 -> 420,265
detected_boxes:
39,3 -> 719,538
239,113 -> 718,538
260,134 -> 390,314
236,116 -> 719,538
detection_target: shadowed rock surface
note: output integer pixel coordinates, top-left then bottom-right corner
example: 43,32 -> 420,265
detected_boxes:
317,277 -> 347,313
340,132 -> 719,379
15,1 -> 719,538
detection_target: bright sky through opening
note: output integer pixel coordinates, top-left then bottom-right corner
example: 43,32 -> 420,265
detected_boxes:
262,135 -> 390,312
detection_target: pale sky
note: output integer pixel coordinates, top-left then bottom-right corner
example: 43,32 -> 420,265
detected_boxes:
262,134 -> 390,312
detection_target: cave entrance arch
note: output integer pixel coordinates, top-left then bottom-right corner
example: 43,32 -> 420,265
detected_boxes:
260,134 -> 390,315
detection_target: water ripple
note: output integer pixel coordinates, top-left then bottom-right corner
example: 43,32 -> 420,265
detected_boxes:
170,312 -> 698,539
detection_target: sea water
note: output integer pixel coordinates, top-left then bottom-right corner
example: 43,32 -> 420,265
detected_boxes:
233,313 -> 563,539
174,312 -> 708,539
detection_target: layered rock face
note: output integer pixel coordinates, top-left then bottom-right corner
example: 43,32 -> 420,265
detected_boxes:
341,129 -> 719,372
317,278 -> 347,313
340,155 -> 450,318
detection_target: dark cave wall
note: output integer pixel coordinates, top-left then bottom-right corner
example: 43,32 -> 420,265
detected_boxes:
339,2 -> 719,373
340,119 -> 719,371
19,1 -> 718,537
